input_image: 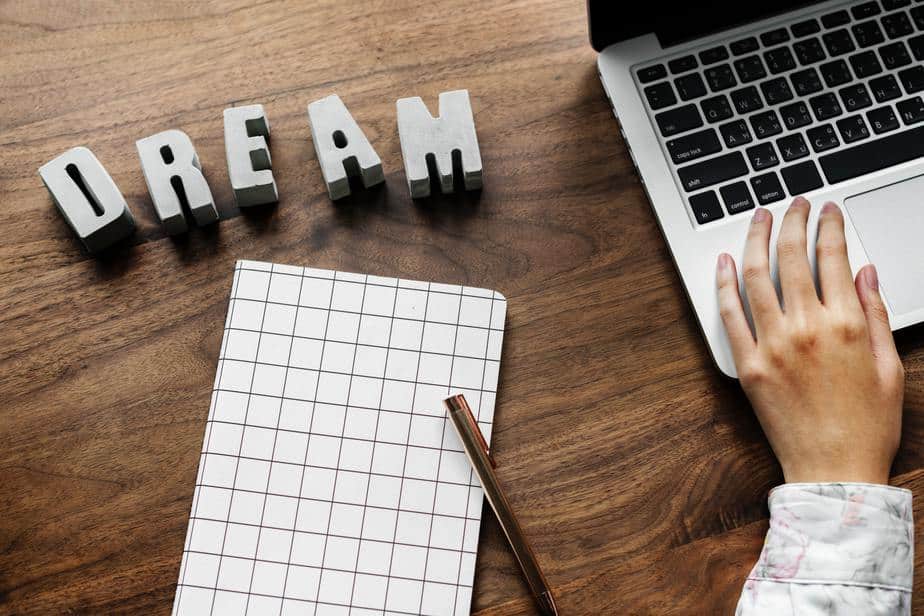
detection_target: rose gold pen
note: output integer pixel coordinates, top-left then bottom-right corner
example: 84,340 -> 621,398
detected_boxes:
443,394 -> 559,616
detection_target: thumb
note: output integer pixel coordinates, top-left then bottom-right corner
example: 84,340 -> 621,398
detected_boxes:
855,264 -> 898,364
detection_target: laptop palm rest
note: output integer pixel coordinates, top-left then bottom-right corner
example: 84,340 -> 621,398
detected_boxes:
845,174 -> 924,318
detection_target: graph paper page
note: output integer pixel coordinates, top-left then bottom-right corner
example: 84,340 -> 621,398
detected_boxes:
173,260 -> 506,616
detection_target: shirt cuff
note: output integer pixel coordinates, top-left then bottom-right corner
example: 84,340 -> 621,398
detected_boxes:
748,482 -> 914,591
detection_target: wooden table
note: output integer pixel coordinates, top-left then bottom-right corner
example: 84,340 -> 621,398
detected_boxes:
2,1 -> 923,613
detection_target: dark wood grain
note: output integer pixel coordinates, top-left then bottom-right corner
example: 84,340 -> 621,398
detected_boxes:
1,1 -> 923,614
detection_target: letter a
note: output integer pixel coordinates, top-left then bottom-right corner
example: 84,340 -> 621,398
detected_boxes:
307,94 -> 384,200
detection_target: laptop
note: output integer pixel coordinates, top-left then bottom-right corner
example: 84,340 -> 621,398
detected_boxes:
591,0 -> 924,376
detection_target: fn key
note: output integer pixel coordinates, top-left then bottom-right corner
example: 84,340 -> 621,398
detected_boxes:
689,191 -> 725,224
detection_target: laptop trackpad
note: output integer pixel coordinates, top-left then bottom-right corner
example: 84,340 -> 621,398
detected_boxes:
845,174 -> 924,317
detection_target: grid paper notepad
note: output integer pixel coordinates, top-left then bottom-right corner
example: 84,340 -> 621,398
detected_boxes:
172,260 -> 506,616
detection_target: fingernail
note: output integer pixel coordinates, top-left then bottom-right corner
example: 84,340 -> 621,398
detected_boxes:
752,208 -> 769,224
820,202 -> 839,216
863,265 -> 879,290
791,196 -> 809,209
716,253 -> 733,282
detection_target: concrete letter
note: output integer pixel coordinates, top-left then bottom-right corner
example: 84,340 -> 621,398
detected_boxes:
136,129 -> 218,234
223,105 -> 277,208
38,146 -> 135,252
307,94 -> 384,200
396,89 -> 483,198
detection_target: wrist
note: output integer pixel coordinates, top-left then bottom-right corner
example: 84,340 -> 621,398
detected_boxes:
782,464 -> 890,486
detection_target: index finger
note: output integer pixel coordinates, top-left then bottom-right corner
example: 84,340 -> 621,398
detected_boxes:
741,207 -> 781,337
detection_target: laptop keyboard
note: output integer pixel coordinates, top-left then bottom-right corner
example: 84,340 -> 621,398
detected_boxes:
635,0 -> 924,225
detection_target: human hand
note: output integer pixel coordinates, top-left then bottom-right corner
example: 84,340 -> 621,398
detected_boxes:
716,198 -> 904,485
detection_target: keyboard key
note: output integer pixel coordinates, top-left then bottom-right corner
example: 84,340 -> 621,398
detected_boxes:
655,103 -> 703,136
689,191 -> 724,223
731,85 -> 763,114
791,19 -> 821,38
870,74 -> 903,101
910,34 -> 924,61
645,82 -> 677,109
794,37 -> 826,65
810,92 -> 843,120
819,125 -> 924,183
777,133 -> 810,161
699,46 -> 730,65
852,1 -> 881,19
734,55 -> 767,82
913,6 -> 924,29
730,37 -> 759,55
764,47 -> 797,74
780,101 -> 813,129
720,181 -> 756,214
821,10 -> 851,29
675,73 -> 708,100
700,95 -> 734,123
899,65 -> 924,93
836,114 -> 871,142
791,67 -> 824,95
705,64 -> 737,91
745,142 -> 780,170
760,77 -> 794,105
666,128 -> 723,163
879,41 -> 913,69
823,29 -> 856,56
897,96 -> 924,124
761,28 -> 791,47
839,83 -> 873,111
638,65 -> 667,83
750,172 -> 786,204
849,50 -> 883,78
867,105 -> 901,132
750,110 -> 783,138
820,59 -> 852,87
852,20 -> 885,47
807,124 -> 840,152
882,0 -> 911,10
719,119 -> 753,147
781,160 -> 824,195
882,12 -> 914,38
677,151 -> 749,191
669,55 -> 698,74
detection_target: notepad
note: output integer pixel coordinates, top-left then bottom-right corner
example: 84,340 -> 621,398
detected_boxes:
172,260 -> 506,616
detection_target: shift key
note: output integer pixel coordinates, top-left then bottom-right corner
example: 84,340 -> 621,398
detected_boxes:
677,151 -> 749,192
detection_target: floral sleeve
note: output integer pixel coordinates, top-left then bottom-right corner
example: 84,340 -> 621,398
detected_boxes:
736,483 -> 914,615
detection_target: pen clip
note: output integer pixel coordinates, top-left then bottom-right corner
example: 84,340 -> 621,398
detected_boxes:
446,394 -> 496,468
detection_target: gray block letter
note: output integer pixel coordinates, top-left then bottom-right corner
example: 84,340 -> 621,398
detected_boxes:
223,105 -> 278,208
396,89 -> 483,198
307,94 -> 384,200
38,146 -> 135,253
136,129 -> 218,234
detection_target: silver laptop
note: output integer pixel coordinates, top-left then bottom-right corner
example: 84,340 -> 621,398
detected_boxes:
591,0 -> 924,376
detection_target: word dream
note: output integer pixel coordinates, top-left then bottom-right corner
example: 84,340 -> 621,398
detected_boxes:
38,90 -> 483,253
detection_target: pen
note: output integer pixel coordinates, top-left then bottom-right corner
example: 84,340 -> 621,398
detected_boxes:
443,394 -> 559,616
